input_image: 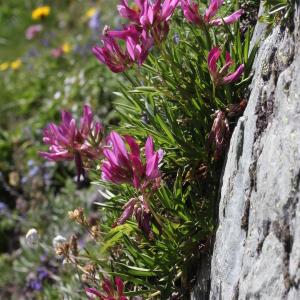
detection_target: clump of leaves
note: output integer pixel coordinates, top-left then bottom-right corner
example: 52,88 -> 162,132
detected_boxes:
259,0 -> 295,25
79,2 -> 259,298
34,0 -> 263,299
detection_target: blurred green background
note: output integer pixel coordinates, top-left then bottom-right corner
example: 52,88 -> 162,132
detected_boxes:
0,1 -> 120,299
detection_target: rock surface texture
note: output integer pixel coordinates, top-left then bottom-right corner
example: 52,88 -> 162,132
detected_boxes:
209,4 -> 300,300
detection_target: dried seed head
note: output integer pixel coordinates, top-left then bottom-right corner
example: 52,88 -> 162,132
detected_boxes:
53,235 -> 69,257
91,225 -> 100,239
68,207 -> 85,224
83,263 -> 96,275
69,234 -> 78,256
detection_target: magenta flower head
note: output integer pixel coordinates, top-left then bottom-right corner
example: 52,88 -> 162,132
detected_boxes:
101,131 -> 163,190
117,0 -> 179,43
25,24 -> 43,40
117,0 -> 141,23
208,110 -> 230,160
93,34 -> 131,73
93,25 -> 153,72
181,0 -> 243,26
85,277 -> 128,300
40,105 -> 104,181
208,47 -> 244,86
108,25 -> 153,66
181,0 -> 203,25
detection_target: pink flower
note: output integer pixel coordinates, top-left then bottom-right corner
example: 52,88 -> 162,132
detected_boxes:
51,47 -> 64,58
117,0 -> 141,23
117,0 -> 179,42
207,47 -> 244,86
181,0 -> 243,26
93,25 -> 153,72
204,0 -> 243,25
40,105 -> 104,180
25,24 -> 43,40
181,0 -> 202,25
85,277 -> 128,300
118,0 -> 179,25
93,34 -> 131,73
102,132 -> 163,190
208,110 -> 230,160
108,25 -> 153,65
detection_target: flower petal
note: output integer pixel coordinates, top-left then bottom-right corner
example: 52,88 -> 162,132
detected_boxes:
115,277 -> 124,296
204,0 -> 223,22
146,152 -> 160,179
145,136 -> 154,161
109,131 -> 129,162
114,199 -> 136,226
207,47 -> 221,75
85,288 -> 103,299
209,9 -> 243,26
223,64 -> 244,84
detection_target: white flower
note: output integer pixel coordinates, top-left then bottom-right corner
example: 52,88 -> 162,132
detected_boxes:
52,235 -> 66,248
54,91 -> 61,99
25,228 -> 39,247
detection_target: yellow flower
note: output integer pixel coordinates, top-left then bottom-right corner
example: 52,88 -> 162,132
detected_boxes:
11,59 -> 22,70
32,6 -> 51,20
85,7 -> 97,18
0,62 -> 9,71
62,42 -> 71,54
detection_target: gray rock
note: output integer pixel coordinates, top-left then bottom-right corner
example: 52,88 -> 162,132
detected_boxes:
209,3 -> 300,300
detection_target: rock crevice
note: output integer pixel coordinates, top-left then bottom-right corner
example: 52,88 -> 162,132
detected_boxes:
209,3 -> 300,300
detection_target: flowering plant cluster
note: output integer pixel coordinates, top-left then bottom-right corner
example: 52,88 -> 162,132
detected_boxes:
41,107 -> 163,239
93,0 -> 179,72
38,0 -> 258,298
181,0 -> 243,26
40,105 -> 104,181
93,0 -> 244,75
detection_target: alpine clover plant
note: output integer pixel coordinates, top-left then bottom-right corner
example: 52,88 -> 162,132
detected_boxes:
40,0 -> 259,298
40,105 -> 104,181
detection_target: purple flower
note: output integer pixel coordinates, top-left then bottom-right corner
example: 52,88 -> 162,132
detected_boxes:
25,266 -> 52,293
0,202 -> 9,216
208,47 -> 244,86
101,131 -> 163,189
36,267 -> 50,281
89,10 -> 101,31
29,279 -> 43,291
181,0 -> 243,26
40,105 -> 104,180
